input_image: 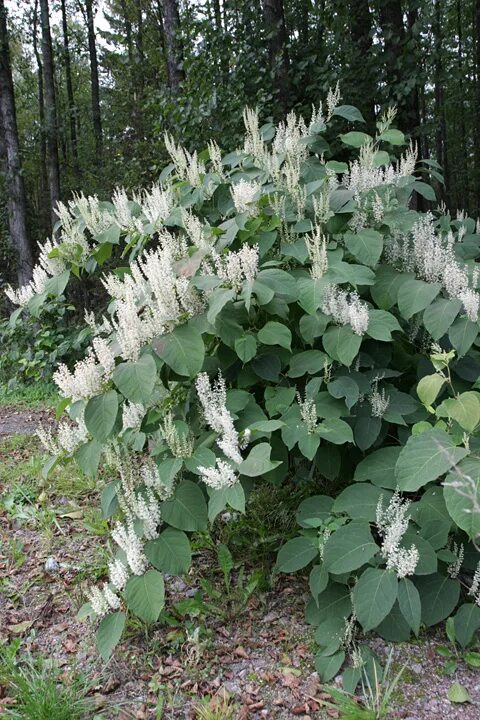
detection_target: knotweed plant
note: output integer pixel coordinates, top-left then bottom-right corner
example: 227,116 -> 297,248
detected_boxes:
5,91 -> 480,670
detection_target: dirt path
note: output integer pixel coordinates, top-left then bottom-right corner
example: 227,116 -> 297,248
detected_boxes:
0,406 -> 54,436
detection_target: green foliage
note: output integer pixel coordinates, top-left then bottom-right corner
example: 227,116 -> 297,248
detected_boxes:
16,98 -> 479,665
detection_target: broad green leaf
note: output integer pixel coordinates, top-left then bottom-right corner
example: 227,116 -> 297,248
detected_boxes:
413,181 -> 436,201
353,568 -> 398,631
340,131 -> 371,147
444,458 -> 480,539
371,265 -> 406,309
153,324 -> 205,377
344,229 -> 383,267
317,418 -> 353,444
161,479 -> 208,531
447,683 -> 471,704
395,428 -> 468,492
124,569 -> 165,623
323,521 -> 378,574
449,317 -> 478,357
258,321 -> 292,350
327,377 -> 359,409
366,310 -> 402,341
101,481 -> 119,518
234,334 -> 257,362
113,354 -> 157,404
397,279 -> 441,319
423,298 -> 462,340
436,391 -> 480,432
333,483 -> 388,521
323,325 -> 362,367
240,442 -> 282,477
354,446 -> 401,488
398,577 -> 421,636
453,604 -> 480,648
416,374 -> 445,407
309,564 -> 329,599
376,602 -> 412,642
145,528 -> 192,575
415,574 -> 460,627
84,391 -> 118,442
296,495 -> 334,528
379,129 -> 405,145
299,311 -> 329,343
288,349 -> 327,377
207,288 -> 235,324
276,537 -> 318,572
96,611 -> 125,661
311,584 -> 352,624
333,104 -> 365,123
74,439 -> 102,477
315,650 -> 345,682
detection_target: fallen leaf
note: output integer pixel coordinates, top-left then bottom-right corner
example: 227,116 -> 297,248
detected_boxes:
234,646 -> 249,659
8,620 -> 33,634
447,682 -> 471,703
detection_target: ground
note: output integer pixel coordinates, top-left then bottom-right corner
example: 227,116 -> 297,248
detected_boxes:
0,407 -> 479,719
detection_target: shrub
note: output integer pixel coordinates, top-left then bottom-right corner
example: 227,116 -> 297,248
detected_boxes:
6,90 -> 480,678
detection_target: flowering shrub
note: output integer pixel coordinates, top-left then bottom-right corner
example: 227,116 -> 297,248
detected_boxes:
7,90 -> 480,676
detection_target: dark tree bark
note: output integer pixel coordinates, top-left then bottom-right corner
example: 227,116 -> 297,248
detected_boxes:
0,0 -> 33,285
39,0 -> 61,225
262,0 -> 290,111
434,0 -> 449,201
349,0 -> 376,128
33,0 -> 49,235
85,0 -> 103,162
162,0 -> 185,92
60,0 -> 80,178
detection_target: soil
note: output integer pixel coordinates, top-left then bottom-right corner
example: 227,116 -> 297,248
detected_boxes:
0,405 -> 55,436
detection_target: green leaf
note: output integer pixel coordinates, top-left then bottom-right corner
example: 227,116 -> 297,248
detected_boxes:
101,481 -> 119,518
333,483 -> 388,521
96,612 -> 126,661
353,568 -> 398,631
415,574 -> 460,627
417,374 -> 445,407
423,299 -> 462,341
333,105 -> 365,123
395,429 -> 468,492
323,325 -> 362,367
296,495 -> 334,528
239,442 -> 282,477
317,418 -> 353,445
315,650 -> 345,682
153,324 -> 205,377
447,683 -> 471,704
84,391 -> 118,442
207,288 -> 235,324
436,391 -> 480,432
354,446 -> 401,488
398,578 -> 421,636
449,317 -> 478,357
161,479 -> 208,531
327,377 -> 359,409
397,279 -> 441,319
366,310 -> 402,341
323,521 -> 378,574
258,321 -> 292,350
309,564 -> 329,599
340,131 -> 371,147
444,458 -> 480,540
113,354 -> 157,404
311,584 -> 352,625
344,229 -> 383,267
74,439 -> 102,477
145,528 -> 192,575
276,537 -> 318,572
413,181 -> 436,201
287,350 -> 327,377
379,128 -> 405,145
297,277 -> 328,315
371,265 -> 406,309
124,569 -> 165,623
234,334 -> 257,362
453,604 -> 480,648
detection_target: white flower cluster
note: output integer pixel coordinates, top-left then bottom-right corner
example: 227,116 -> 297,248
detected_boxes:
122,402 -> 145,433
368,378 -> 390,418
210,244 -> 259,292
160,412 -> 194,457
111,187 -> 144,234
134,183 -> 174,230
198,459 -> 238,490
376,491 -> 419,578
37,415 -> 89,456
297,392 -> 318,433
195,372 -> 243,464
207,140 -> 225,179
469,562 -> 480,606
181,209 -> 211,250
305,226 -> 328,279
231,179 -> 260,215
87,584 -> 121,617
322,285 -> 369,335
344,142 -> 417,199
447,541 -> 464,579
70,192 -> 114,236
387,214 -> 480,321
53,354 -> 104,401
164,133 -> 205,187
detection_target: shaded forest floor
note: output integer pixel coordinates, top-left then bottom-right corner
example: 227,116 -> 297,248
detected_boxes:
0,417 -> 479,719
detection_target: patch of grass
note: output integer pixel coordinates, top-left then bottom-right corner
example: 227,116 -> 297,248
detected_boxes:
193,690 -> 238,720
0,383 -> 57,408
0,642 -> 94,720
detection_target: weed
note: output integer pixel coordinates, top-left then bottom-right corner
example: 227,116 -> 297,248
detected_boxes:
193,689 -> 237,720
0,383 -> 57,408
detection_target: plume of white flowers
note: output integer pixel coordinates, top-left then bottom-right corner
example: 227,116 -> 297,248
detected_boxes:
207,140 -> 225,179
164,133 -> 205,187
195,372 -> 243,464
368,378 -> 390,418
160,412 -> 194,457
305,226 -> 328,279
122,402 -> 145,433
112,187 -> 144,233
469,562 -> 480,606
112,519 -> 149,575
198,459 -> 238,489
135,183 -> 173,229
231,179 -> 260,215
344,141 -> 417,199
297,392 -> 318,433
243,107 -> 268,168
447,542 -> 464,579
53,354 -> 104,401
322,285 -> 369,335
108,558 -> 129,591
70,192 -> 114,236
376,491 -> 419,578
211,244 -> 259,292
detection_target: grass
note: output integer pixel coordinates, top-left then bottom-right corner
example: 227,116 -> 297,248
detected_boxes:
0,382 -> 58,408
0,641 -> 94,720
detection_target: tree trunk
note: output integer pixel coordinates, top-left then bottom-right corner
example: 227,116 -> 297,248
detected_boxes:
0,0 -> 33,285
85,0 -> 103,163
33,0 -> 49,235
434,0 -> 449,201
262,0 -> 290,112
163,0 -> 185,92
60,0 -> 80,178
39,0 -> 60,226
